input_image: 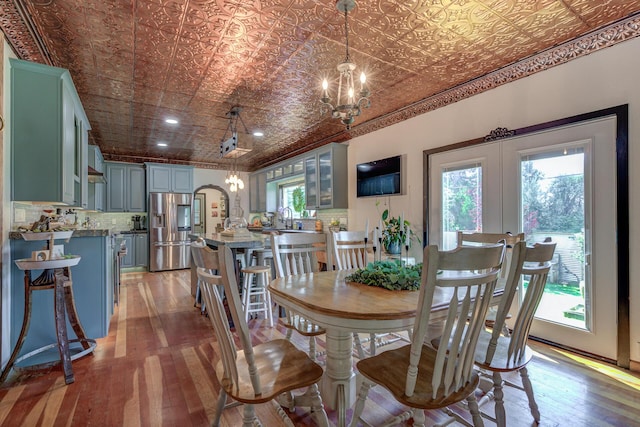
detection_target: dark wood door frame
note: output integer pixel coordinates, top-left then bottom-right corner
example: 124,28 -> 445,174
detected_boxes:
422,104 -> 629,368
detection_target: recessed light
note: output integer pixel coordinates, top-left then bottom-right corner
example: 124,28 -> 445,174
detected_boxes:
157,142 -> 168,147
253,131 -> 264,137
165,118 -> 178,124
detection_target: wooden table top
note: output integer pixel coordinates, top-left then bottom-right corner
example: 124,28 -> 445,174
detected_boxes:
269,270 -> 419,321
268,269 -> 503,333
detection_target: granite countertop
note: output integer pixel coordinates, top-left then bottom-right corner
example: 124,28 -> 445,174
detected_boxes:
247,226 -> 323,234
9,229 -> 113,240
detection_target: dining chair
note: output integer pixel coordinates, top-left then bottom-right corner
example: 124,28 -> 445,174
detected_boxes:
332,230 -> 410,359
350,243 -> 506,427
471,241 -> 557,427
332,230 -> 368,270
198,245 -> 329,427
457,231 -> 525,331
191,238 -> 219,315
270,232 -> 327,362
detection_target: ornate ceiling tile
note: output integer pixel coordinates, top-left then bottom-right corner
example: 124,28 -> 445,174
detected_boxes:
1,0 -> 639,170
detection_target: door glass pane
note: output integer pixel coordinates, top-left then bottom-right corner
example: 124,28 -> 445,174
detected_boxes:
441,164 -> 482,249
521,147 -> 587,330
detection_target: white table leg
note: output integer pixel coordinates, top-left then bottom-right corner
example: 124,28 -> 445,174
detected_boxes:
321,329 -> 355,427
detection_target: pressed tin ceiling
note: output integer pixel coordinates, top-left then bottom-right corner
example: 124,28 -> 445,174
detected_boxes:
2,1 -> 640,171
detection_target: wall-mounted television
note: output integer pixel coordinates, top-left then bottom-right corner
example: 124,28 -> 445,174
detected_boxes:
356,155 -> 403,198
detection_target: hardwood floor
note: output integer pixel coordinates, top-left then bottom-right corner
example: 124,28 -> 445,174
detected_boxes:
1,269 -> 639,426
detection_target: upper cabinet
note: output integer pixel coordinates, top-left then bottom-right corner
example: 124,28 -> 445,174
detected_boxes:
10,58 -> 90,207
304,143 -> 348,209
105,162 -> 146,212
145,163 -> 194,194
249,171 -> 267,213
87,145 -> 105,211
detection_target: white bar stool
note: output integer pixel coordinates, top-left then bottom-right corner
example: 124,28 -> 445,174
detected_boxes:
241,265 -> 273,327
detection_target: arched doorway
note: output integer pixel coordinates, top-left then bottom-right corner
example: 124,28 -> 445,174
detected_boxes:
193,184 -> 230,234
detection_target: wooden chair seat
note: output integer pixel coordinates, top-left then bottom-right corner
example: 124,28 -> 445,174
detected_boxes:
215,338 -> 324,404
473,331 -> 533,372
357,344 -> 480,410
282,314 -> 325,337
241,265 -> 271,275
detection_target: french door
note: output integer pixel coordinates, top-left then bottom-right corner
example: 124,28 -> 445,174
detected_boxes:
428,116 -> 617,360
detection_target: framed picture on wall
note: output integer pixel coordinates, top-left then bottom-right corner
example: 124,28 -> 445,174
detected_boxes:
212,210 -> 218,217
211,202 -> 218,209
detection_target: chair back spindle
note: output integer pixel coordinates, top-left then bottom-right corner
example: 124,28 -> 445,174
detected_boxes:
271,233 -> 327,278
408,243 -> 506,399
332,230 -> 367,270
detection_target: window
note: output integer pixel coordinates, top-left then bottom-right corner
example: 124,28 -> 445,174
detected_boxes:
278,178 -> 315,218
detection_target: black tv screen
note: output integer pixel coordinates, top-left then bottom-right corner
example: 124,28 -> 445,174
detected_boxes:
357,155 -> 402,197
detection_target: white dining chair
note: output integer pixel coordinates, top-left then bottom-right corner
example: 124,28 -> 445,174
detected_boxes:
471,241 -> 557,426
198,245 -> 329,427
270,232 -> 327,362
350,243 -> 506,427
332,230 -> 410,358
190,238 -> 219,315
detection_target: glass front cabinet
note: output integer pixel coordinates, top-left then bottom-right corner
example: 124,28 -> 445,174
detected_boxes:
304,143 -> 348,209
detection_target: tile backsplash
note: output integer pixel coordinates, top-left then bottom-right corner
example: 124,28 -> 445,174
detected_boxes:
12,202 -> 345,234
12,202 -> 146,233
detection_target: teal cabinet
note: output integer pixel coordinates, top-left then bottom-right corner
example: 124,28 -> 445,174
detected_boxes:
134,233 -> 149,267
304,143 -> 348,209
249,171 -> 267,213
120,234 -> 134,267
10,58 -> 90,207
87,145 -> 105,211
146,163 -> 194,193
10,235 -> 113,357
105,162 -> 146,212
120,233 -> 148,268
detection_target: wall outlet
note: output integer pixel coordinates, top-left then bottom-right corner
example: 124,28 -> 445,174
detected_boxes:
15,208 -> 26,222
112,218 -> 117,225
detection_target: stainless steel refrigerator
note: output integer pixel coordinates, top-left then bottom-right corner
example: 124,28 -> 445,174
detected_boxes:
149,192 -> 192,271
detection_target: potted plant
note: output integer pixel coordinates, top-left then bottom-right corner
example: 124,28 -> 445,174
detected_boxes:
381,209 -> 417,254
292,187 -> 307,218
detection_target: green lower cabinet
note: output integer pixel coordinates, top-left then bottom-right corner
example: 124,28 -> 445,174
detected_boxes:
120,233 -> 148,268
10,236 -> 113,360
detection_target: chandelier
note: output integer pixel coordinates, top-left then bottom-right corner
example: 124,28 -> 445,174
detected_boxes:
320,0 -> 370,130
225,167 -> 244,192
220,106 -> 250,192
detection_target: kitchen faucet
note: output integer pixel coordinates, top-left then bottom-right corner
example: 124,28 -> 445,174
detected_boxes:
280,207 -> 293,229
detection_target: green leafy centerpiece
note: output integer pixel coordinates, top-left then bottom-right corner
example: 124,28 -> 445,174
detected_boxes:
346,260 -> 423,291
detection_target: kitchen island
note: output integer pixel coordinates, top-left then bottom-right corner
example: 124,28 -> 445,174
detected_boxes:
8,230 -> 116,364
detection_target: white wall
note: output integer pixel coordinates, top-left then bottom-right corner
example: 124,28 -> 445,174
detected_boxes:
347,36 -> 640,363
193,168 -> 249,230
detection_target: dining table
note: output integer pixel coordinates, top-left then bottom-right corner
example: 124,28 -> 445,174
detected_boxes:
268,269 -> 504,427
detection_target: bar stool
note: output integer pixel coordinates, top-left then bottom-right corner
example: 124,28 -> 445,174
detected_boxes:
241,265 -> 273,327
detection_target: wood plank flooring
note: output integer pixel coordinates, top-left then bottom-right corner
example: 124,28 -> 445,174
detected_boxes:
1,269 -> 639,426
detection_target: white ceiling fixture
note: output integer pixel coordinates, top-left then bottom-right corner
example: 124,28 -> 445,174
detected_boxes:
320,0 -> 371,130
